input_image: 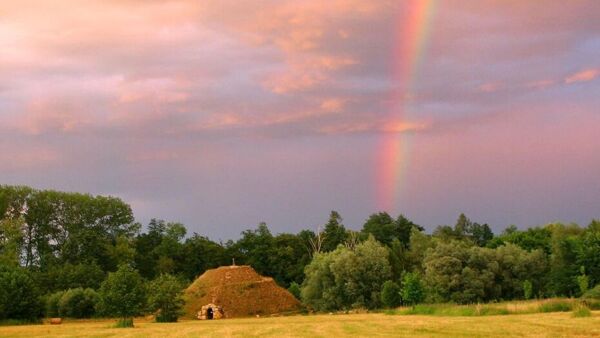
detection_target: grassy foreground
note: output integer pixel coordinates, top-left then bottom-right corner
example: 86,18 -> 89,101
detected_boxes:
0,312 -> 598,338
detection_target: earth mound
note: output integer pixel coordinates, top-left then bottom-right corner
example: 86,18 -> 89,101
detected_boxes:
183,265 -> 301,318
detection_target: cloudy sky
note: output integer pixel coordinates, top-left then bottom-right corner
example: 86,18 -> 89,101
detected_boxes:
1,0 -> 599,239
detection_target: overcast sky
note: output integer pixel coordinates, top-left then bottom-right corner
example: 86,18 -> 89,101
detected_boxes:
1,0 -> 599,240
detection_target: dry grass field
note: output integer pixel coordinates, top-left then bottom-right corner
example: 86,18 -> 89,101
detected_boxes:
0,311 -> 598,338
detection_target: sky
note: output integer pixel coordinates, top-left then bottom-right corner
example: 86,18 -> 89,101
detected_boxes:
1,0 -> 599,240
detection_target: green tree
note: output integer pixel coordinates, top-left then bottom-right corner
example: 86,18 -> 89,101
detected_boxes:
578,220 -> 600,287
321,211 -> 348,252
547,223 -> 583,296
577,267 -> 589,296
232,222 -> 274,278
180,234 -> 228,281
395,214 -> 423,248
98,265 -> 146,326
380,280 -> 401,308
301,237 -> 391,310
362,212 -> 396,246
401,272 -> 424,306
470,223 -> 494,247
0,265 -> 43,320
37,262 -> 105,293
147,274 -> 184,322
0,218 -> 23,266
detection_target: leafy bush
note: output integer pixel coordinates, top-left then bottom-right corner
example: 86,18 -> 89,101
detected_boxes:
58,288 -> 98,318
0,265 -> 43,320
380,281 -> 401,308
147,274 -> 184,322
45,291 -> 65,318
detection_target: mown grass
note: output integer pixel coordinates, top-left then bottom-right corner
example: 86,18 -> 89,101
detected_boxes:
0,311 -> 598,338
386,298 -> 580,316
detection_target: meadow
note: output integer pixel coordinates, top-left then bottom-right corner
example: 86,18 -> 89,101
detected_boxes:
0,310 -> 598,338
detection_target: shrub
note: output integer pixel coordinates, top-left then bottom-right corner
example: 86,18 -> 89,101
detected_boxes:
380,281 -> 401,308
288,282 -> 301,300
58,288 -> 99,318
147,274 -> 184,322
98,265 -> 146,326
45,291 -> 65,318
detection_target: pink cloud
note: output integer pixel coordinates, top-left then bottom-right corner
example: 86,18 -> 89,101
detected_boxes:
565,69 -> 599,84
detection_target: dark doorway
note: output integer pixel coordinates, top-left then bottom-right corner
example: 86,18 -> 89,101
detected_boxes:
207,307 -> 213,320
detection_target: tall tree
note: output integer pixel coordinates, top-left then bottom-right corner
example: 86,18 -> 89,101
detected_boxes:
321,211 -> 348,252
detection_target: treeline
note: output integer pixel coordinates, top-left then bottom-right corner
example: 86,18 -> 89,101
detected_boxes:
0,185 -> 599,321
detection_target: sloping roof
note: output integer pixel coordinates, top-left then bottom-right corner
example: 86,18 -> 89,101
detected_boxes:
183,265 -> 301,318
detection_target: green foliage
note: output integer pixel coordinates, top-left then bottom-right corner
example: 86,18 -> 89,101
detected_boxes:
147,274 -> 184,322
538,300 -> 572,313
288,282 -> 301,300
424,242 -> 547,303
380,281 -> 401,308
57,288 -> 98,318
572,303 -> 591,317
0,265 -> 43,320
134,219 -> 186,279
582,284 -> 600,300
400,304 -> 510,316
576,267 -> 589,296
98,265 -> 146,321
361,213 -> 422,248
0,218 -> 24,266
578,221 -> 600,287
115,318 -> 134,328
433,214 -> 493,246
547,223 -> 583,296
45,291 -> 65,318
321,211 -> 348,252
523,280 -> 533,300
401,272 -> 424,305
488,226 -> 552,254
38,263 -> 105,294
301,237 -> 391,311
362,212 -> 396,246
0,185 -> 137,271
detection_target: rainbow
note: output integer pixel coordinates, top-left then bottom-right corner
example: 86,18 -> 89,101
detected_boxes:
376,0 -> 437,212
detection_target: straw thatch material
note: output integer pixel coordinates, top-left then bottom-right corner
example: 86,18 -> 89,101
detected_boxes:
184,265 -> 301,319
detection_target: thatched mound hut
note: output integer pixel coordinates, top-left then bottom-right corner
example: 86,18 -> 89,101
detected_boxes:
183,265 -> 301,319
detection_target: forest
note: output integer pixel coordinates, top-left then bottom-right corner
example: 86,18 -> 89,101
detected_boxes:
0,185 -> 599,321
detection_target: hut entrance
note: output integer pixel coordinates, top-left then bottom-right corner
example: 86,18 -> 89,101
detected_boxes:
197,303 -> 224,320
